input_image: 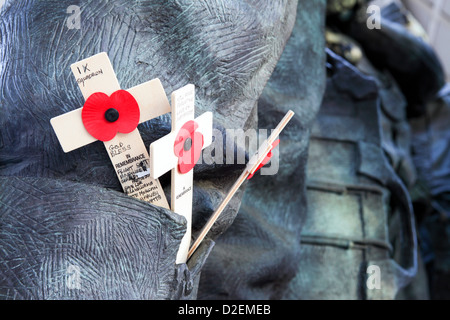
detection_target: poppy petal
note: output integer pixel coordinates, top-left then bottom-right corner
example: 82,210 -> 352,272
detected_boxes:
175,120 -> 203,174
110,90 -> 140,134
174,126 -> 192,157
247,139 -> 280,180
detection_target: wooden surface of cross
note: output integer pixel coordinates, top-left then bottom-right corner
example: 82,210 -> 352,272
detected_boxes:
50,52 -> 169,209
150,84 -> 212,264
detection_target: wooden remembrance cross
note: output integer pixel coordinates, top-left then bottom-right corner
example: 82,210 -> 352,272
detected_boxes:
187,110 -> 295,260
50,52 -> 170,209
149,84 -> 213,264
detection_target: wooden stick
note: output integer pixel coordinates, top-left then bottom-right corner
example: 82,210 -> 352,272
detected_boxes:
187,110 -> 295,260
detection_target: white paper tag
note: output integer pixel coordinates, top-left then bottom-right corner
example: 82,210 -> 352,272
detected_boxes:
105,130 -> 169,208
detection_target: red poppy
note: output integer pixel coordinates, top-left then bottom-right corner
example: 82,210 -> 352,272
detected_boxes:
174,120 -> 204,174
81,90 -> 140,142
247,139 -> 280,180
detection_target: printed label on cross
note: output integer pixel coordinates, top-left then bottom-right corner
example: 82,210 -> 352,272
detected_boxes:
149,84 -> 213,264
50,52 -> 170,209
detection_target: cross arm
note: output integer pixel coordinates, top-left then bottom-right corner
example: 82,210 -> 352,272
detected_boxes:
50,79 -> 171,153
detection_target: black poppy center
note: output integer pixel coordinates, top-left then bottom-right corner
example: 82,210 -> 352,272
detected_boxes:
105,108 -> 120,122
183,137 -> 192,151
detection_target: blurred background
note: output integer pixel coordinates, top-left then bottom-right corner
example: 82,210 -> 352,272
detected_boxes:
403,0 -> 450,81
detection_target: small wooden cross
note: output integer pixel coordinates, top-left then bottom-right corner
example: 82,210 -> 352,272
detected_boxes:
149,84 -> 213,264
187,110 -> 295,260
50,52 -> 170,209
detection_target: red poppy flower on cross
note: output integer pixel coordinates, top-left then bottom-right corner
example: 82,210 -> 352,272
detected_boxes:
81,90 -> 141,142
